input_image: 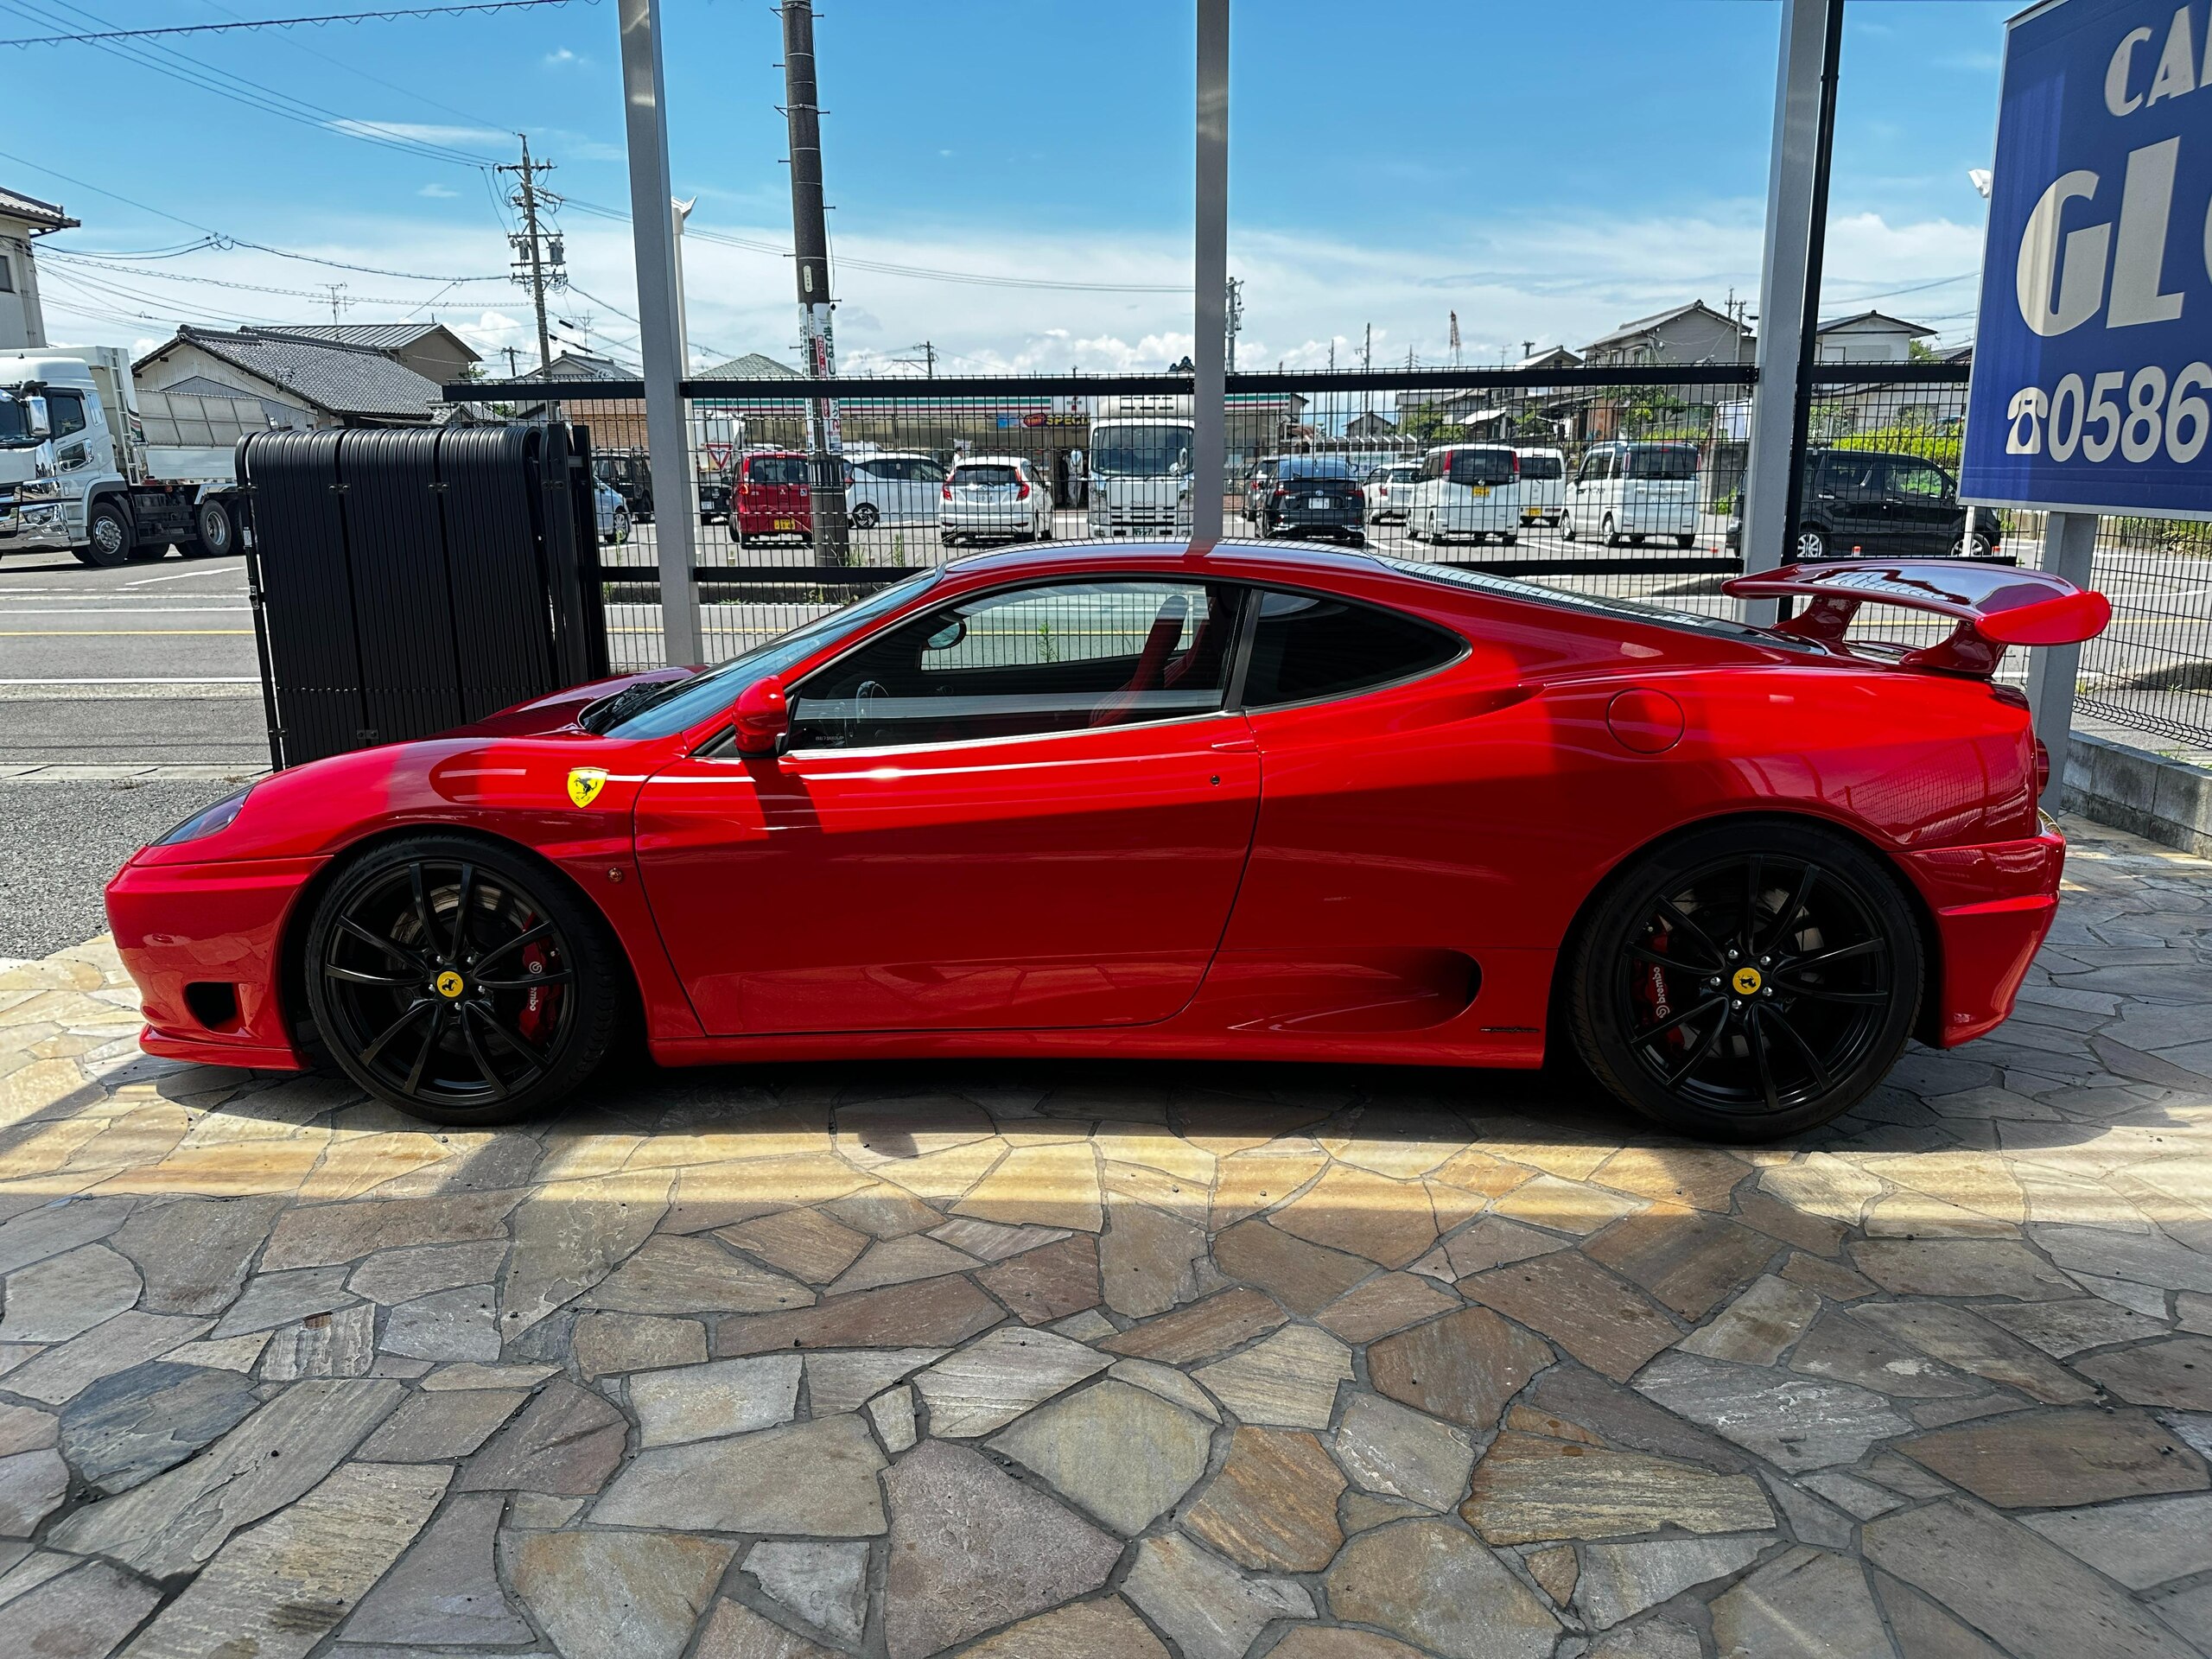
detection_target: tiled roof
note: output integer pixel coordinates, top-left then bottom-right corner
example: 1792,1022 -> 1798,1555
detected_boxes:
695,352 -> 804,380
0,186 -> 77,232
139,327 -> 444,422
277,321 -> 479,361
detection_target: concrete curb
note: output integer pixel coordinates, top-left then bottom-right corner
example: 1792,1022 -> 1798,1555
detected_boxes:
2062,730 -> 2212,858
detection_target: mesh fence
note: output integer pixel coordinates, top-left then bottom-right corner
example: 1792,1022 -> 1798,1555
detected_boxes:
472,363 -> 2212,753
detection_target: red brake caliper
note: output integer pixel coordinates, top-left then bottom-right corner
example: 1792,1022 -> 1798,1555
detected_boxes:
515,920 -> 557,1045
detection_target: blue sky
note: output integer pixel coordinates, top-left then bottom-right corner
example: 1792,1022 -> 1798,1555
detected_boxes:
7,0 -> 2017,374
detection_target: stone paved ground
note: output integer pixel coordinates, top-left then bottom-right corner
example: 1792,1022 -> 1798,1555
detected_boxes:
1,815 -> 2210,1659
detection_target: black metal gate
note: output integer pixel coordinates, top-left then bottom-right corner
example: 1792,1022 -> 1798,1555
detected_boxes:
239,422 -> 608,769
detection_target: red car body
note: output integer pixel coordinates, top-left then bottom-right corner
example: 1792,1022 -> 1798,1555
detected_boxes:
730,449 -> 814,543
107,542 -> 2079,1092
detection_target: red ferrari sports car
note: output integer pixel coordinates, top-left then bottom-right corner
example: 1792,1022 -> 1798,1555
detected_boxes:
105,542 -> 2107,1141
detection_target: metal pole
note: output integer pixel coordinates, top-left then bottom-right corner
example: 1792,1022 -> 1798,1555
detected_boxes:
782,0 -> 850,564
1740,0 -> 1837,624
1783,0 -> 1844,561
1192,0 -> 1229,550
2028,511 -> 2099,807
617,0 -> 702,667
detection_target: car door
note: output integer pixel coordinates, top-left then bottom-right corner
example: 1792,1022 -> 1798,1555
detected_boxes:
907,457 -> 948,524
1211,585 -> 1542,1031
1811,454 -> 1885,552
633,575 -> 1260,1035
1882,457 -> 1957,554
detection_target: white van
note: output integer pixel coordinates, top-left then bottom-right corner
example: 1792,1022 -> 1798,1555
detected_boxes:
1405,444 -> 1523,545
1514,447 -> 1567,527
1562,442 -> 1700,548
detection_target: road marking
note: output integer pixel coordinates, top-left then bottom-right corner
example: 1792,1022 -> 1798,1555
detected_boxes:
0,607 -> 251,616
0,630 -> 253,636
124,567 -> 246,587
0,677 -> 261,684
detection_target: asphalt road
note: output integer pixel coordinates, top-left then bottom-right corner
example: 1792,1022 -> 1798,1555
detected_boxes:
0,545 -> 265,766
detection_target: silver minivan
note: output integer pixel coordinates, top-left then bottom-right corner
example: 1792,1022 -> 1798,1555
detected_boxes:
1562,442 -> 1700,548
1405,444 -> 1523,545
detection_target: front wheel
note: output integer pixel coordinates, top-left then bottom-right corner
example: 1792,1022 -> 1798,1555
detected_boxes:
1560,512 -> 1577,542
304,836 -> 622,1125
1796,526 -> 1829,561
1675,534 -> 1696,550
1949,533 -> 1995,559
1568,819 -> 1923,1142
81,499 -> 135,568
1601,514 -> 1621,548
850,503 -> 880,530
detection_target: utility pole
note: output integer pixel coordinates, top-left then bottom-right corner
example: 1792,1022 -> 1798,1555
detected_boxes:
499,135 -> 565,374
781,0 -> 849,563
503,345 -> 519,378
1224,277 -> 1243,372
319,283 -> 348,325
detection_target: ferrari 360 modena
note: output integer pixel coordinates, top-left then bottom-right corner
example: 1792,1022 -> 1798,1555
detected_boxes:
105,542 -> 2108,1142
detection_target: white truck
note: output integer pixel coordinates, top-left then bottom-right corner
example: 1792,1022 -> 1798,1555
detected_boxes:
0,345 -> 263,567
1086,394 -> 1194,539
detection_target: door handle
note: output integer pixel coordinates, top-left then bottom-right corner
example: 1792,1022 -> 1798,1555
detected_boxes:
1210,734 -> 1258,753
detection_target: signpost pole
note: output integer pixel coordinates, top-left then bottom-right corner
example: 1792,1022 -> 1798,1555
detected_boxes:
616,0 -> 701,668
1192,0 -> 1229,551
2028,511 -> 2099,806
1740,0 -> 1837,625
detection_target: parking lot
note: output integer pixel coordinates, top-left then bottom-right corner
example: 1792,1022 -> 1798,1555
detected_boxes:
0,810 -> 2204,1657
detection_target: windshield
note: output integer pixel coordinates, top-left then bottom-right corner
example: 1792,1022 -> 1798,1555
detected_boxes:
594,568 -> 944,739
1626,445 -> 1698,480
1281,459 -> 1352,479
1518,454 -> 1564,480
1092,423 -> 1192,477
1383,467 -> 1420,483
0,397 -> 30,447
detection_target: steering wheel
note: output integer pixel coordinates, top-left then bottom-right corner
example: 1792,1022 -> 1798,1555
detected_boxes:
853,679 -> 891,746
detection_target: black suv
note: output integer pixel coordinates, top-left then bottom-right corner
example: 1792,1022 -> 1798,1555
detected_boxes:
1729,448 -> 2003,561
592,451 -> 734,527
1243,455 -> 1366,545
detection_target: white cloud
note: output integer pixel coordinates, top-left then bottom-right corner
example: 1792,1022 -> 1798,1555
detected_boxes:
418,183 -> 459,199
543,47 -> 591,67
323,119 -> 508,149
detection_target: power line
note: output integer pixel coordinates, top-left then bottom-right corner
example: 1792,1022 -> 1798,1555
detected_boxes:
0,0 -> 584,46
41,250 -> 484,305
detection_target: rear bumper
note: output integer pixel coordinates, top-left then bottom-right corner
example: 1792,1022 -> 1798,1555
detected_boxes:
1899,822 -> 2067,1046
105,852 -> 322,1071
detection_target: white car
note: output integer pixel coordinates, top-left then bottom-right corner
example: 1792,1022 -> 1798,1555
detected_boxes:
941,455 -> 1052,546
1362,462 -> 1421,524
1515,447 -> 1567,527
1562,441 -> 1701,548
1404,443 -> 1523,545
842,450 -> 947,530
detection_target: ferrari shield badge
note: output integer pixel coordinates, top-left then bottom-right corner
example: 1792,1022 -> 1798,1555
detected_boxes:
566,768 -> 608,809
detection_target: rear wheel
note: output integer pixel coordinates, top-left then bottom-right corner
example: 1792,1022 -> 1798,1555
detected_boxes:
1675,534 -> 1695,550
184,497 -> 235,559
851,502 -> 880,530
1601,513 -> 1620,548
1560,512 -> 1577,542
1568,819 -> 1922,1141
1949,532 -> 1996,558
304,836 -> 621,1125
1796,525 -> 1829,561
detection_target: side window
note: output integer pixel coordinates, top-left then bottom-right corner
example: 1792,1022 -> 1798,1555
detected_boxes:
1423,451 -> 1447,480
1888,461 -> 1948,499
912,459 -> 947,484
45,391 -> 86,438
789,579 -> 1242,750
1242,589 -> 1462,709
1579,450 -> 1610,483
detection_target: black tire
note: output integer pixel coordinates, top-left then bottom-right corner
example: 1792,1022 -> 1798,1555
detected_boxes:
1560,512 -> 1577,542
183,497 -> 235,559
1601,513 -> 1621,548
81,499 -> 135,568
1675,534 -> 1695,550
304,834 -> 622,1125
1796,525 -> 1829,562
1500,532 -> 1517,546
1949,533 -> 1996,559
1567,818 -> 1923,1142
851,503 -> 880,530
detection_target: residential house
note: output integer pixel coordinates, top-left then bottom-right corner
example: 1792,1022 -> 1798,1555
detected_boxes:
1813,310 -> 1934,365
276,321 -> 480,387
0,186 -> 76,350
135,326 -> 452,427
1582,302 -> 1753,369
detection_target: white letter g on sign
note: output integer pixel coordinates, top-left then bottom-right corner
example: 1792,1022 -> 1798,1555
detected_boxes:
2018,170 -> 2110,336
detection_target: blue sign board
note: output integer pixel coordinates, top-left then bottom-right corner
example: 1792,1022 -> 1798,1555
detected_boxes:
1964,0 -> 2212,516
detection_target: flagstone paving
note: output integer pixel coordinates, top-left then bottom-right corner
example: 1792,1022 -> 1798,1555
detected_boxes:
0,813 -> 2210,1655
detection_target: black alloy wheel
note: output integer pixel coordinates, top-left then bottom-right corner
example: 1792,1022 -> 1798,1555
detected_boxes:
851,502 -> 880,530
1570,820 -> 1921,1141
305,836 -> 620,1124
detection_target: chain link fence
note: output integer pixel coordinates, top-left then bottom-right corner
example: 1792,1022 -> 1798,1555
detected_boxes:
459,363 -> 2212,755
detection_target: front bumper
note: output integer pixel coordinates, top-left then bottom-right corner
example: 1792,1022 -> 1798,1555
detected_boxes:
1902,818 -> 2067,1046
105,851 -> 321,1071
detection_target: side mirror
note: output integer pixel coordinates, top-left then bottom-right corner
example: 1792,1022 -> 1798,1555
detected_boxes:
24,396 -> 49,439
732,675 -> 790,757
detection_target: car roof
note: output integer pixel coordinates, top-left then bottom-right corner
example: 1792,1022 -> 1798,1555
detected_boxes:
951,454 -> 1031,467
942,537 -> 1391,588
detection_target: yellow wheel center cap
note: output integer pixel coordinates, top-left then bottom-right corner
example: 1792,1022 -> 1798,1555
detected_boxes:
1732,966 -> 1764,996
435,969 -> 467,1000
